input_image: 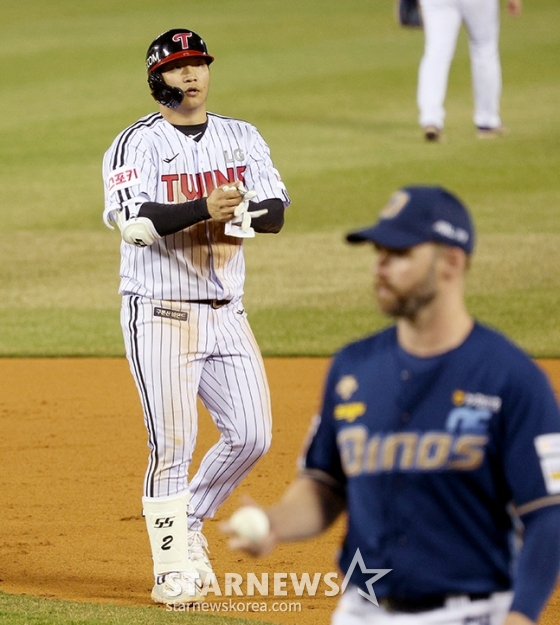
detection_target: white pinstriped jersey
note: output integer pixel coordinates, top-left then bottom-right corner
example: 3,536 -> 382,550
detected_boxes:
102,112 -> 290,301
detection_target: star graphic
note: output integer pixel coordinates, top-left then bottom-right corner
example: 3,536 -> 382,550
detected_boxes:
340,548 -> 392,606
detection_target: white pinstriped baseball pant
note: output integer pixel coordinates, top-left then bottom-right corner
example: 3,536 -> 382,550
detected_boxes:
417,0 -> 502,129
121,295 -> 272,531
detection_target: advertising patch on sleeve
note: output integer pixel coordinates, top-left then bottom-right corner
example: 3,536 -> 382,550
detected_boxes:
107,165 -> 141,193
535,434 -> 560,494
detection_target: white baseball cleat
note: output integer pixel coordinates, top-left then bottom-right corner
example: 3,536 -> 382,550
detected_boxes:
151,571 -> 204,605
188,530 -> 215,582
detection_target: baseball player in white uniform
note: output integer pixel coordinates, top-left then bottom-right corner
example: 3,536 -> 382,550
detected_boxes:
417,0 -> 522,141
102,28 -> 290,605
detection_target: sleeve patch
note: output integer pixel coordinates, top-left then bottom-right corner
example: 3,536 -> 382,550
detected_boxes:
107,165 -> 140,193
535,434 -> 560,494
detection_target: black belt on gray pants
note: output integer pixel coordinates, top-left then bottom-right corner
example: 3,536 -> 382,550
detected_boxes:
379,592 -> 492,614
187,299 -> 231,309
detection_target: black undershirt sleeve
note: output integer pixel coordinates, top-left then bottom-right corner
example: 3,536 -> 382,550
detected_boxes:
138,197 -> 285,237
139,199 -> 210,236
249,198 -> 285,233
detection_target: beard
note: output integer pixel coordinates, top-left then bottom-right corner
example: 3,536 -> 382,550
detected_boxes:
375,257 -> 438,321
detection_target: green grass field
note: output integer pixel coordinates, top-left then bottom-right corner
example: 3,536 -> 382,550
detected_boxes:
0,0 -> 559,622
0,0 -> 559,358
0,591 -> 269,625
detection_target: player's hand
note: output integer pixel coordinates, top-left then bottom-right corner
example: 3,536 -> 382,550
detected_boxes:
503,612 -> 535,625
206,182 -> 250,222
221,520 -> 278,557
220,496 -> 278,557
507,0 -> 522,16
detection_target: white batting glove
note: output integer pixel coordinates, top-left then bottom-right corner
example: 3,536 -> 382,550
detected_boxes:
224,184 -> 267,237
240,207 -> 268,232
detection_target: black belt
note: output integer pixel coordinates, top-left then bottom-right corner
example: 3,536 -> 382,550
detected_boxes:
379,592 -> 492,614
187,299 -> 231,309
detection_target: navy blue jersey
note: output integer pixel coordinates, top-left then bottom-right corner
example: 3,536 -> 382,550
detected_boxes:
303,322 -> 560,599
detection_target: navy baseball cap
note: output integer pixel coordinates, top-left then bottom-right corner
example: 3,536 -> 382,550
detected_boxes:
346,186 -> 475,254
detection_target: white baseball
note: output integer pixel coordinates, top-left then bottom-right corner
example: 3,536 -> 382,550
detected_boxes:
229,506 -> 270,541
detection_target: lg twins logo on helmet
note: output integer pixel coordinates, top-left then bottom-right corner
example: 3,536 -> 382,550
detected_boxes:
147,32 -> 194,68
172,32 -> 193,49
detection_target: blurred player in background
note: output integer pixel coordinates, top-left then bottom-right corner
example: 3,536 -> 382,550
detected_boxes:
417,0 -> 522,142
225,186 -> 560,625
102,27 -> 290,605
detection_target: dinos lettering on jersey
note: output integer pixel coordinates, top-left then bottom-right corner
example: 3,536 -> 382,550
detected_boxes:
337,427 -> 488,476
334,387 -> 497,475
161,166 -> 247,202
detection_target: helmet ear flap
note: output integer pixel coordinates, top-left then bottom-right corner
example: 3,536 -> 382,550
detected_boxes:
148,72 -> 184,109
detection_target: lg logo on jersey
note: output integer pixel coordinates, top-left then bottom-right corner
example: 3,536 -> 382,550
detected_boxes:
224,149 -> 245,164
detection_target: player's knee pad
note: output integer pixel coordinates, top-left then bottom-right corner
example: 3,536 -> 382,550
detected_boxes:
142,491 -> 197,577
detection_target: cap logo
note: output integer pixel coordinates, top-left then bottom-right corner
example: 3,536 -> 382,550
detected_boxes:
379,191 -> 410,219
432,220 -> 469,244
172,32 -> 193,49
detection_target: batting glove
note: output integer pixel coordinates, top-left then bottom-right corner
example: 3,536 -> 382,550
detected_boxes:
224,184 -> 267,237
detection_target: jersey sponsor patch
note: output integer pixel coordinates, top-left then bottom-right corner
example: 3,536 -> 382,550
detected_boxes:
452,389 -> 502,412
535,434 -> 560,494
334,402 -> 366,423
153,307 -> 188,321
335,375 -> 359,400
107,165 -> 140,193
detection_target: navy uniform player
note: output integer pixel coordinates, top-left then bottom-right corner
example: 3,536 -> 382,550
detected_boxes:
224,186 -> 560,625
102,28 -> 289,605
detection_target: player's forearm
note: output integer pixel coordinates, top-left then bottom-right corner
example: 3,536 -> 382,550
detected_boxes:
267,475 -> 345,542
509,505 -> 560,621
138,199 -> 210,236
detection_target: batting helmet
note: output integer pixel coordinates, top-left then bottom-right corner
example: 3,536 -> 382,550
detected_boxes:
146,29 -> 214,109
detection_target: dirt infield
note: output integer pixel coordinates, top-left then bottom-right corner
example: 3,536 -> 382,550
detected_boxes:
1,358 -> 559,625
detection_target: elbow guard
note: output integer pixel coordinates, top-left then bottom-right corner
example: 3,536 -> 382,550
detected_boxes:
121,216 -> 161,247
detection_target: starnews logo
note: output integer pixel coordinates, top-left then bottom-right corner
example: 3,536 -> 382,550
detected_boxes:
167,549 -> 391,612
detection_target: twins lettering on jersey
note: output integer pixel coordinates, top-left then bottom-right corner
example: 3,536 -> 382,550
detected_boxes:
161,165 -> 246,202
335,387 -> 502,476
108,153 -> 248,202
